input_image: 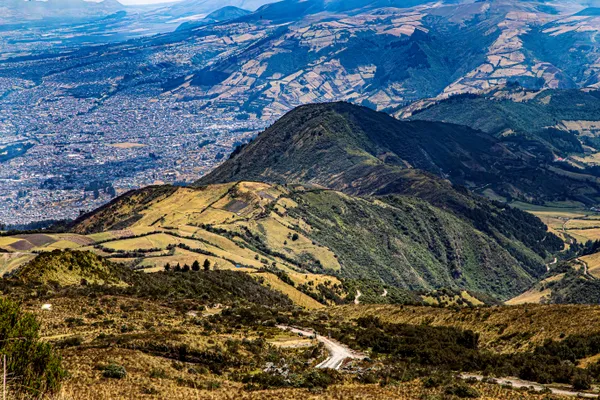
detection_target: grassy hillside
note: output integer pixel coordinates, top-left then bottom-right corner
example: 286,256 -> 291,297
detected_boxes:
16,250 -> 126,286
4,252 -> 598,399
409,89 -> 600,152
59,182 -> 559,300
330,303 -> 600,353
1,180 -> 559,301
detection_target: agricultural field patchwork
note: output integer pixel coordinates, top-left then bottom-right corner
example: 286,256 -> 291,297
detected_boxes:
511,201 -> 600,243
0,182 -> 347,308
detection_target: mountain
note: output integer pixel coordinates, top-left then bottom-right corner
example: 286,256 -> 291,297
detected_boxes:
204,6 -> 252,22
8,0 -> 600,223
60,178 -> 557,300
198,101 -> 600,205
8,0 -> 600,119
176,6 -> 252,30
0,0 -> 124,22
42,99 -> 567,301
404,88 -> 600,155
162,0 -> 277,19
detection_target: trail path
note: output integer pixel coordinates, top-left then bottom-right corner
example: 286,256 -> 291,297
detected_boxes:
546,257 -> 557,272
277,326 -> 365,370
461,374 -> 598,398
354,290 -> 361,304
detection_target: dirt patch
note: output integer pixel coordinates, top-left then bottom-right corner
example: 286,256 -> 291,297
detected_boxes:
224,200 -> 249,213
15,234 -> 57,247
9,240 -> 35,251
59,235 -> 95,246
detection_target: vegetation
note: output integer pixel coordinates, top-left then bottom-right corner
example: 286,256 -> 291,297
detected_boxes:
15,249 -> 126,286
410,89 -> 600,205
0,298 -> 65,397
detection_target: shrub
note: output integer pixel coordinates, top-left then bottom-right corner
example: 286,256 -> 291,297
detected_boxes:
443,383 -> 480,398
56,336 -> 83,348
572,372 -> 592,390
192,260 -> 200,272
0,298 -> 66,396
101,363 -> 127,379
149,368 -> 168,379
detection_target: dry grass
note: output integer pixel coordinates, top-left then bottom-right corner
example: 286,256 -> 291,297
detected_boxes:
14,295 -> 576,399
582,252 -> 600,278
0,253 -> 35,275
505,274 -> 565,305
512,201 -> 600,243
50,380 -> 554,400
255,272 -> 325,310
330,303 -> 600,353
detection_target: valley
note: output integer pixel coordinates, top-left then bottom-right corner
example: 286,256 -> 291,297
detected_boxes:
7,0 -> 600,399
5,0 -> 600,224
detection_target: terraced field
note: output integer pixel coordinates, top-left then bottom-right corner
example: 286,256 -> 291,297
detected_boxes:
0,182 -> 345,308
511,201 -> 600,243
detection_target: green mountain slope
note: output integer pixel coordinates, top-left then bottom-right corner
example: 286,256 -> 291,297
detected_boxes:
408,89 -> 600,154
198,101 -> 600,205
188,102 -> 564,298
196,102 -> 506,193
67,181 -> 554,300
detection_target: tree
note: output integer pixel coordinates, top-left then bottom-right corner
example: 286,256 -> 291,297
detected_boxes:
572,372 -> 592,391
0,299 -> 66,396
164,263 -> 171,272
174,263 -> 182,272
192,260 -> 200,271
203,259 -> 211,271
291,233 -> 299,241
182,264 -> 191,272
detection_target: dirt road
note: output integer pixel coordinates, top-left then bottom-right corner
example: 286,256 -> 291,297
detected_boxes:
461,374 -> 598,398
277,326 -> 364,370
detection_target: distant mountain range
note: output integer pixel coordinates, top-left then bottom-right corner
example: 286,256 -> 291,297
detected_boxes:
0,0 -> 124,22
0,0 -> 276,24
7,0 -> 600,117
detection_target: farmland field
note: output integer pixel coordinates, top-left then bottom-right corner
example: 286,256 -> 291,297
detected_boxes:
511,201 -> 600,243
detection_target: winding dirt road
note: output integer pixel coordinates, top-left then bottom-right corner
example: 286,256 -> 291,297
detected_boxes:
461,374 -> 598,398
277,327 -> 597,395
277,326 -> 365,370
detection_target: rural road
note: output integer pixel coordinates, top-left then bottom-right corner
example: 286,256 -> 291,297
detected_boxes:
277,327 -> 596,394
277,326 -> 364,370
546,257 -> 557,272
354,290 -> 361,305
461,374 -> 598,398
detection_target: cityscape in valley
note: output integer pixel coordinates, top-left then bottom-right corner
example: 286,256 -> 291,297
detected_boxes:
4,0 -> 600,225
8,0 -> 600,399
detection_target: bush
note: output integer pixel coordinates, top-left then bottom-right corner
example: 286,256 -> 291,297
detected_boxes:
443,383 -> 480,398
101,363 -> 127,379
0,298 -> 65,396
572,372 -> 592,390
56,336 -> 83,348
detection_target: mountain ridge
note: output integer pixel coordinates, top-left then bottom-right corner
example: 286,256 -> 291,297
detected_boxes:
198,101 -> 600,205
